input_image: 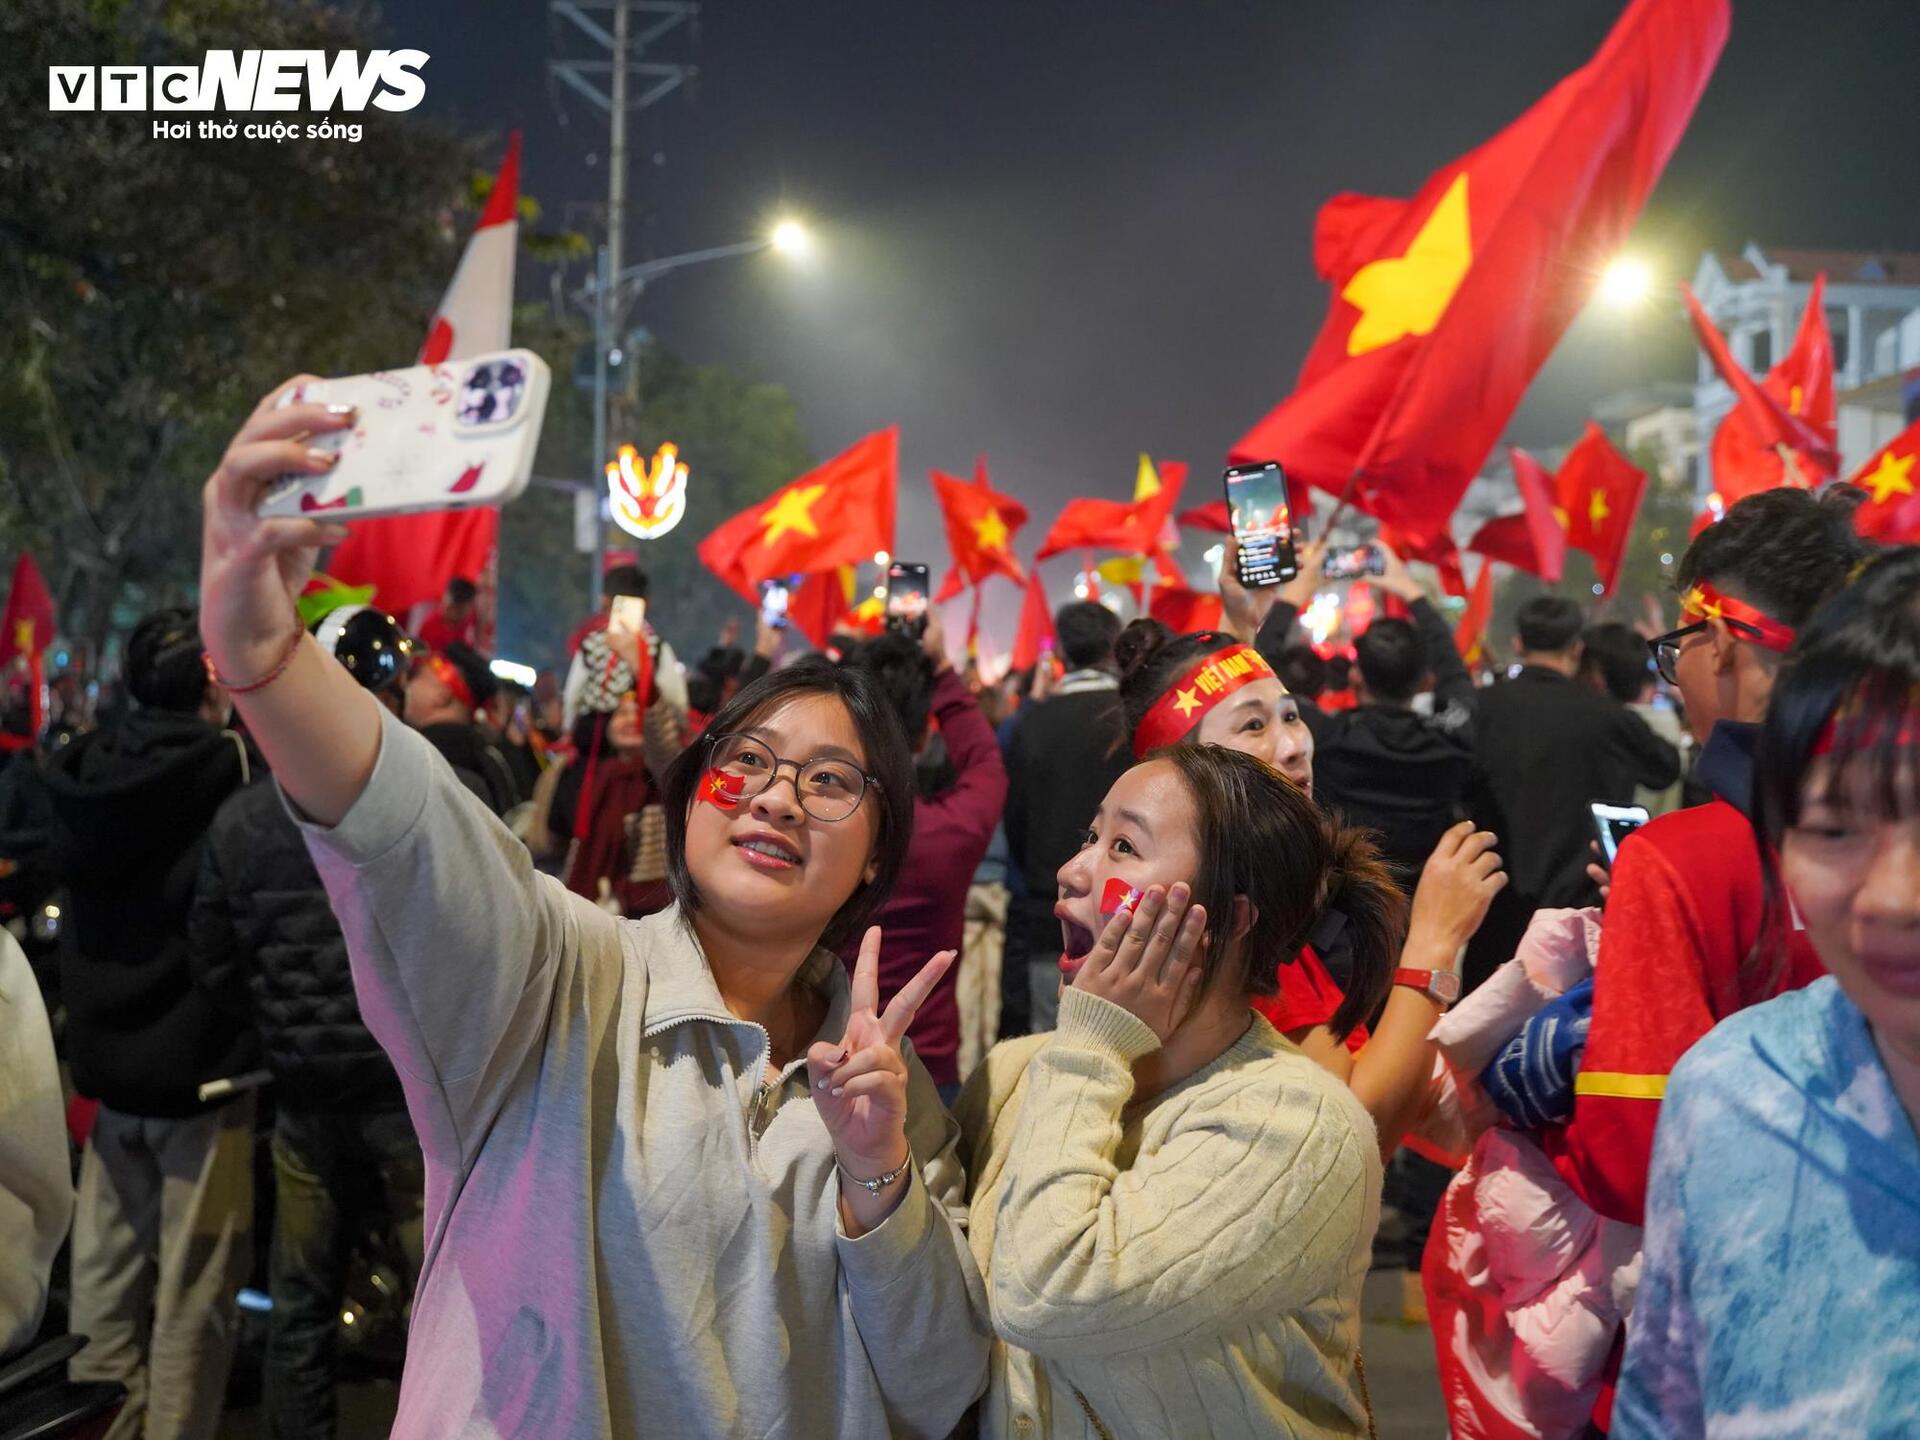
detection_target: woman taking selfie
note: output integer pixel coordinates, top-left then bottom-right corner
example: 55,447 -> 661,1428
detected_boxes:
197,380 -> 988,1437
1114,620 -> 1504,1156
1615,547 -> 1920,1438
958,745 -> 1399,1437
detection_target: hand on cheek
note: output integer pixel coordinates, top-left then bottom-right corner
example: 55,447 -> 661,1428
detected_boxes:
1072,882 -> 1208,1044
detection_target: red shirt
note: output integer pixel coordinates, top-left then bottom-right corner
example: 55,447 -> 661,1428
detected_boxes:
1253,944 -> 1369,1053
417,606 -> 478,654
1545,796 -> 1824,1225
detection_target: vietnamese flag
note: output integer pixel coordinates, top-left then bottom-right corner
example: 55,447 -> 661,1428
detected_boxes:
1467,446 -> 1568,582
933,459 -> 1028,602
1848,417 -> 1920,543
698,429 -> 898,603
1454,558 -> 1496,667
1011,567 -> 1056,672
1690,276 -> 1839,502
1149,585 -> 1225,635
1035,461 -> 1184,562
1377,523 -> 1470,600
785,568 -> 856,650
1554,422 -> 1647,595
1231,0 -> 1727,546
1176,500 -> 1232,535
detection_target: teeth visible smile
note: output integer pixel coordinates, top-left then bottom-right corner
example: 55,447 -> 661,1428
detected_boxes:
738,839 -> 799,863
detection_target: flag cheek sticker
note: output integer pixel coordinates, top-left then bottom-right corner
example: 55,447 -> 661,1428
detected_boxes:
1101,877 -> 1144,917
699,769 -> 747,811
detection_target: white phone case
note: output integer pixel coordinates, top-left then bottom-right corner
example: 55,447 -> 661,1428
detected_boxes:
256,350 -> 550,520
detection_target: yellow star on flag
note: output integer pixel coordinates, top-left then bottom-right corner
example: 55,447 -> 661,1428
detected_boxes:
972,507 -> 1010,551
1134,453 -> 1162,502
1588,488 -> 1610,528
1861,449 -> 1916,506
759,483 -> 826,548
1172,687 -> 1201,720
1342,172 -> 1472,357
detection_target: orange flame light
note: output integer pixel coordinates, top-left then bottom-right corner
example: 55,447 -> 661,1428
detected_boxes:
607,442 -> 689,541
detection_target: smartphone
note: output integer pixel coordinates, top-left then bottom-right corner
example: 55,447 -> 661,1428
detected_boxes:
1591,802 -> 1651,864
886,562 -> 931,636
609,595 -> 647,636
257,350 -> 551,520
1322,544 -> 1387,582
759,577 -> 794,631
1224,462 -> 1298,588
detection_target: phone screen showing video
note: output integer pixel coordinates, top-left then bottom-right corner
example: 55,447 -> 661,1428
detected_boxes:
1225,463 -> 1298,588
759,578 -> 793,629
886,562 -> 931,630
1322,545 -> 1386,582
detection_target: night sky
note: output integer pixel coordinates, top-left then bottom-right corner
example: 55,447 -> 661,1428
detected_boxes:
382,0 -> 1920,631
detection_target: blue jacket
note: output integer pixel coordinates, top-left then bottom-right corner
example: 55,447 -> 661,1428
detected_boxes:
1615,976 -> 1920,1438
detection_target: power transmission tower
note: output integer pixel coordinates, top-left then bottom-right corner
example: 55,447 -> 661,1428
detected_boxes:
549,1 -> 700,606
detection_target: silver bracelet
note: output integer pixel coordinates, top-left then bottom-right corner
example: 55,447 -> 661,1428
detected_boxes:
837,1155 -> 912,1196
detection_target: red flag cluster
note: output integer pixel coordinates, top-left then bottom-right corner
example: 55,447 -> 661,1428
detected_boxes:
1469,425 -> 1647,596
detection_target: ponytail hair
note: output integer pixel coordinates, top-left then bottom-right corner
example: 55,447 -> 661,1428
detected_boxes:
1156,744 -> 1406,1039
1115,619 -> 1245,747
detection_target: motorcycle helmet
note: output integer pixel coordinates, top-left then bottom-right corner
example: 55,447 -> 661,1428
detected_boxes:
313,605 -> 414,695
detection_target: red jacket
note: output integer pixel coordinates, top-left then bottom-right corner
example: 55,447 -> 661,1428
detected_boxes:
846,667 -> 1007,1087
1546,731 -> 1823,1226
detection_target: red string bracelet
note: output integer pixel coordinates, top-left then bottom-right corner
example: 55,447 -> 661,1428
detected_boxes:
203,626 -> 305,696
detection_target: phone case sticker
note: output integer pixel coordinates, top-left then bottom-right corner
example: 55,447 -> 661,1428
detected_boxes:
449,463 -> 484,495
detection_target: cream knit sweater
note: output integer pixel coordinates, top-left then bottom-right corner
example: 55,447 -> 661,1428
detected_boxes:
956,987 -> 1381,1439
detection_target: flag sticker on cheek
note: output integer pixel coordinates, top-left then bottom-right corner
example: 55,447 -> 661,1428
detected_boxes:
1101,877 -> 1144,917
699,769 -> 747,811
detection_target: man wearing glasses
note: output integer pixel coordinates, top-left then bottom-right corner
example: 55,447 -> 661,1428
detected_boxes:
1545,487 -> 1871,1425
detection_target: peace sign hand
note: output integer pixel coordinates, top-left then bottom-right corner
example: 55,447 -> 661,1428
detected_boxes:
808,926 -> 953,1182
1072,883 -> 1207,1044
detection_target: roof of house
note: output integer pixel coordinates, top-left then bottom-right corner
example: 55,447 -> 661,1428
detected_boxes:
1722,247 -> 1920,286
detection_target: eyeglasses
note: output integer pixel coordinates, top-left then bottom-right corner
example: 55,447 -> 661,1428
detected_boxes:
1647,617 -> 1765,686
706,733 -> 879,823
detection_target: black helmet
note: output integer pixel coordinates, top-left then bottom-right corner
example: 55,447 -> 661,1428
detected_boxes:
313,606 -> 414,695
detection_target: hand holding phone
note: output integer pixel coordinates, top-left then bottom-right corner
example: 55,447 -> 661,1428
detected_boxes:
759,578 -> 794,631
1224,462 -> 1298,588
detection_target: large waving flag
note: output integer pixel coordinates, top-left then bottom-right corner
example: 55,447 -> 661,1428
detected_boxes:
697,429 -> 898,602
933,459 -> 1028,602
1035,457 -> 1184,560
327,132 -> 523,642
1689,275 -> 1839,503
1230,0 -> 1728,546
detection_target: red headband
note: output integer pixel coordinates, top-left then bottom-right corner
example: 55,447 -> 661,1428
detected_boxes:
423,654 -> 476,712
1680,583 -> 1796,653
1133,644 -> 1276,758
1811,705 -> 1920,757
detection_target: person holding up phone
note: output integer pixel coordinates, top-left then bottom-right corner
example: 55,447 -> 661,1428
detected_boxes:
198,379 -> 989,1438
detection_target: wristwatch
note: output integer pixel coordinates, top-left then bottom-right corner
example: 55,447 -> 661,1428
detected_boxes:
838,1155 -> 913,1196
1394,966 -> 1461,1008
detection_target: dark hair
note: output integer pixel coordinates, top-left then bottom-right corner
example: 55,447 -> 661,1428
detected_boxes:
446,576 -> 478,606
1754,546 -> 1917,970
1681,486 -> 1870,628
1516,596 -> 1585,653
1274,643 -> 1327,701
686,672 -> 722,715
438,641 -> 498,708
847,631 -> 936,745
128,608 -> 210,713
603,564 -> 650,601
1114,620 -> 1246,743
660,657 -> 917,953
1055,601 -> 1122,671
1354,617 -> 1424,703
1580,621 -> 1652,703
1156,745 -> 1407,1038
1326,654 -> 1353,690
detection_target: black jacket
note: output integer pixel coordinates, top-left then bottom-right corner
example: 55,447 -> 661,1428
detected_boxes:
1002,674 -> 1131,953
418,721 -> 519,815
190,779 -> 406,1113
1258,596 -> 1476,889
1469,666 -> 1681,908
45,710 -> 259,1116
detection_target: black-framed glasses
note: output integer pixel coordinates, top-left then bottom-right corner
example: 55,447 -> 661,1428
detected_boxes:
1647,617 -> 1764,686
706,733 -> 880,823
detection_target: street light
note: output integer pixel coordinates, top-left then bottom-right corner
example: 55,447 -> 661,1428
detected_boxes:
1598,256 -> 1654,310
575,221 -> 816,606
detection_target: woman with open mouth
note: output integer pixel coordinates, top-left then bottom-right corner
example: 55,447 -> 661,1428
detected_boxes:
957,744 -> 1404,1437
1616,546 -> 1920,1438
196,378 -> 989,1438
1112,620 -> 1506,1157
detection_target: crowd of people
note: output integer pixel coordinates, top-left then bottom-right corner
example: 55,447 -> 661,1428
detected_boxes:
0,375 -> 1914,1440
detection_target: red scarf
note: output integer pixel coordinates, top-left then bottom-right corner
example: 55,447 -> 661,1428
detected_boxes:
562,715 -> 655,903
